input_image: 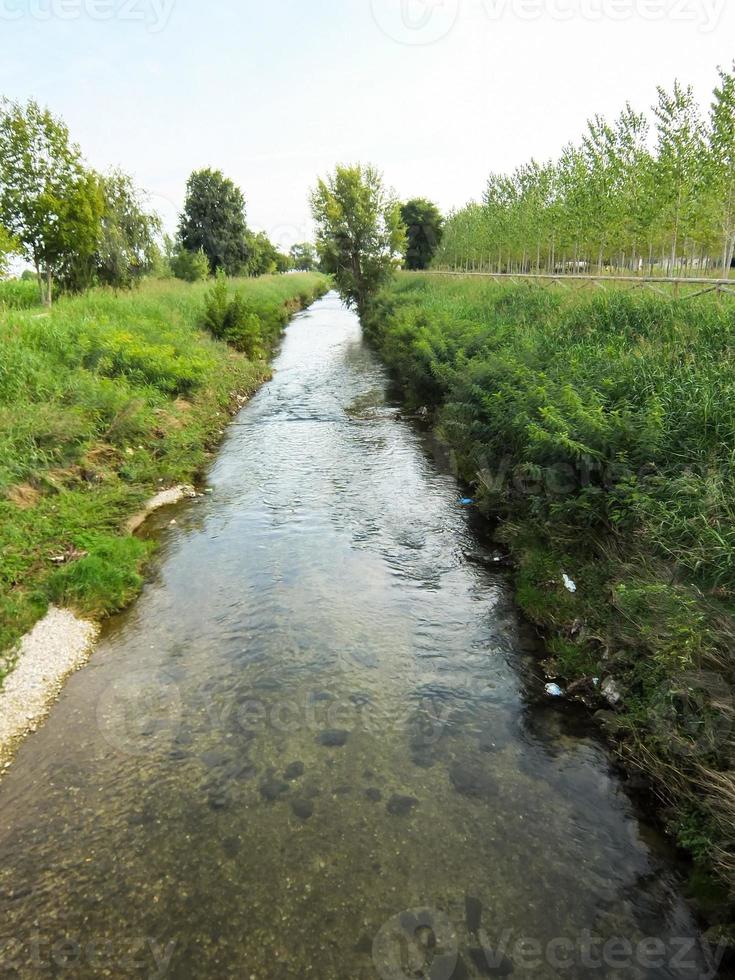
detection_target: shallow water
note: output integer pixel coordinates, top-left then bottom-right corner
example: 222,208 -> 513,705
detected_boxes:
0,294 -> 714,978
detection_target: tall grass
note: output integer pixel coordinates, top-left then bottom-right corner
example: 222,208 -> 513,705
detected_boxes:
365,272 -> 735,891
0,278 -> 40,310
0,273 -> 328,659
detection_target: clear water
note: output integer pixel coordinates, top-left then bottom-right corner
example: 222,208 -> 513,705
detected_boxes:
0,294 -> 712,979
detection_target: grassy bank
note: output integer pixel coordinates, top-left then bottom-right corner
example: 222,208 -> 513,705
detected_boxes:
0,272 -> 328,667
364,272 -> 735,907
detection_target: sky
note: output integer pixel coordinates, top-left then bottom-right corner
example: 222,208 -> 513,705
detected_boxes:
1,0 -> 734,250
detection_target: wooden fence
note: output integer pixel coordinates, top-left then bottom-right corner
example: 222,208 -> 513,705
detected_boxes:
419,269 -> 735,301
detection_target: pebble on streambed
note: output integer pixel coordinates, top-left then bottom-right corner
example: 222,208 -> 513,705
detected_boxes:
386,794 -> 419,816
291,798 -> 314,821
259,773 -> 289,802
316,729 -> 349,747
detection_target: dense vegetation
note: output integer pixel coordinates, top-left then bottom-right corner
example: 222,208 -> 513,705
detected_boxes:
364,272 -> 735,897
400,198 -> 444,270
436,66 -> 735,279
0,273 -> 327,666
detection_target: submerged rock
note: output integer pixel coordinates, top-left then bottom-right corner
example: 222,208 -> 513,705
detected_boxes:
200,748 -> 232,769
291,798 -> 314,821
317,729 -> 349,747
207,794 -> 228,811
259,774 -> 289,802
284,761 -> 305,780
386,794 -> 418,816
228,760 -> 257,781
449,760 -> 496,800
365,787 -> 383,803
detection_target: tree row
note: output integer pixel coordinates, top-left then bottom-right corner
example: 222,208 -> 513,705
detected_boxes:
435,66 -> 735,279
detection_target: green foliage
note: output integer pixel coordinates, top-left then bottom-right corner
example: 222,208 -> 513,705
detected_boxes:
0,224 -> 17,276
289,241 -> 317,271
436,65 -> 735,279
245,230 -> 279,276
171,245 -> 210,282
201,271 -> 263,357
310,163 -> 406,316
0,98 -> 104,305
179,168 -> 249,275
400,198 -> 443,270
45,534 -> 150,617
95,169 -> 162,290
0,278 -> 39,309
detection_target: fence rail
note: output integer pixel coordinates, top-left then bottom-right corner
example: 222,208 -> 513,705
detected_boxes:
417,269 -> 735,300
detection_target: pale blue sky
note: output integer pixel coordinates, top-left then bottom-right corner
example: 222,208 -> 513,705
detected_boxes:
2,0 -> 734,249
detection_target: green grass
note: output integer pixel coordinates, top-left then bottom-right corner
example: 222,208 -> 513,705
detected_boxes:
0,272 -> 328,660
0,278 -> 41,310
365,272 -> 735,892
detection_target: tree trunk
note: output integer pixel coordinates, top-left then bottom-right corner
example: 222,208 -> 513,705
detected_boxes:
45,268 -> 52,307
34,262 -> 44,305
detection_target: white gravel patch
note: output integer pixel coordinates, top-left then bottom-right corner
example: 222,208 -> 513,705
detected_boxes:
125,484 -> 197,533
0,607 -> 99,767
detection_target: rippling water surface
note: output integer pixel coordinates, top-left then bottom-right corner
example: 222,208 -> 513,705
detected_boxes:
0,294 -> 711,978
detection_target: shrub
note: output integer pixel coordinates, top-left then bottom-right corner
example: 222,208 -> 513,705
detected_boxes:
171,247 -> 210,282
201,271 -> 263,358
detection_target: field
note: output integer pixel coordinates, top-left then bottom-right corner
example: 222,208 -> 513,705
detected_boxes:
365,271 -> 735,893
0,273 -> 328,664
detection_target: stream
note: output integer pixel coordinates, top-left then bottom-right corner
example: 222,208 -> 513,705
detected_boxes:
0,293 -> 714,978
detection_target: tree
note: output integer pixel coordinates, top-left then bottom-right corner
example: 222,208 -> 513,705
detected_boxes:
0,98 -> 103,305
96,170 -> 161,289
706,64 -> 735,276
289,242 -> 317,271
400,198 -> 443,270
652,82 -> 706,274
275,251 -> 292,273
179,169 -> 249,275
245,231 -> 278,276
0,225 -> 16,278
310,164 -> 405,315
